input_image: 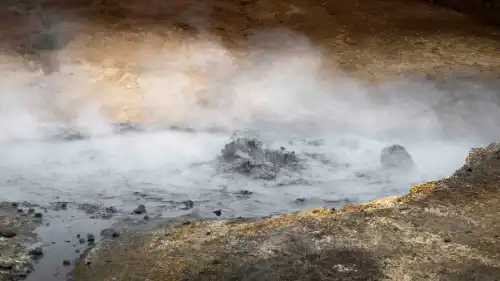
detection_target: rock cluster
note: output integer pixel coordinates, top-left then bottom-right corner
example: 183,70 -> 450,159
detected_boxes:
219,137 -> 300,180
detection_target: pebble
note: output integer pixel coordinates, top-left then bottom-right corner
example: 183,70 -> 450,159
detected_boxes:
79,238 -> 86,244
11,202 -> 18,208
105,206 -> 117,213
213,209 -> 222,217
28,208 -> 35,214
87,233 -> 95,244
133,204 -> 147,214
63,260 -> 71,266
143,215 -> 149,220
100,228 -> 120,238
0,229 -> 16,238
181,200 -> 194,210
17,208 -> 24,213
34,213 -> 43,218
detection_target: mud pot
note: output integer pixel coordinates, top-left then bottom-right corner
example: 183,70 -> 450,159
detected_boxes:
1,0 -> 500,280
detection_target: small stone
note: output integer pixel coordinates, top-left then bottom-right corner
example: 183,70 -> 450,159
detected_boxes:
0,260 -> 14,269
206,231 -> 211,236
63,260 -> 71,266
0,229 -> 16,238
75,249 -> 80,253
181,200 -> 194,210
11,202 -> 18,208
443,237 -> 452,243
295,198 -> 306,203
55,202 -> 68,210
105,206 -> 117,213
143,215 -> 149,220
34,213 -> 43,218
79,238 -> 86,244
213,209 -> 222,217
87,233 -> 95,244
100,228 -> 120,238
29,247 -> 44,257
133,204 -> 147,215
76,234 -> 81,238
17,208 -> 24,213
28,208 -> 35,214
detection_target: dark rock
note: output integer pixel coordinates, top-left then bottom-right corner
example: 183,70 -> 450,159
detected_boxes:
181,200 -> 194,210
105,206 -> 117,213
0,260 -> 14,269
29,247 -> 43,257
100,228 -> 120,238
17,208 -> 24,213
53,202 -> 68,210
28,208 -> 35,214
133,204 -> 147,214
63,260 -> 71,266
11,202 -> 18,208
0,229 -> 16,238
87,233 -> 95,244
236,190 -> 253,198
213,209 -> 222,217
79,238 -> 86,244
295,197 -> 306,203
77,234 -> 81,238
443,237 -> 452,243
143,215 -> 149,220
380,144 -> 415,170
75,249 -> 80,253
34,212 -> 43,218
113,123 -> 144,134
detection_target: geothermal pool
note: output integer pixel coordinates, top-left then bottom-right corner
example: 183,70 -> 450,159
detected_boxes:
0,123 -> 480,219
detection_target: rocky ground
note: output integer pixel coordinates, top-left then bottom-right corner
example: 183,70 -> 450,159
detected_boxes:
73,143 -> 500,281
0,202 -> 42,281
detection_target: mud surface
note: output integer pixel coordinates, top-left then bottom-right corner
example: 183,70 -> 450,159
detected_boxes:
74,143 -> 500,281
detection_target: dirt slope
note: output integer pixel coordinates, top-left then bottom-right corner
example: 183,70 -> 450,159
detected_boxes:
0,0 -> 499,123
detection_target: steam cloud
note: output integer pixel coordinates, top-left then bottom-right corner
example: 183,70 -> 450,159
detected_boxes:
0,26 -> 499,214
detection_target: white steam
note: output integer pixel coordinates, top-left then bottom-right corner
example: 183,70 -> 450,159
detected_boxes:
0,29 -> 499,216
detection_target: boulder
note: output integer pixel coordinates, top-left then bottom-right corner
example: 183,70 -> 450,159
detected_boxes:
380,144 -> 415,170
219,137 -> 299,180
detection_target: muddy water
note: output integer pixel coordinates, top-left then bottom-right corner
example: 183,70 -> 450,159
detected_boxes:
1,75 -> 499,280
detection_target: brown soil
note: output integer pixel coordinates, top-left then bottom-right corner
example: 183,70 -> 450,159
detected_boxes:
1,0 -> 500,122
